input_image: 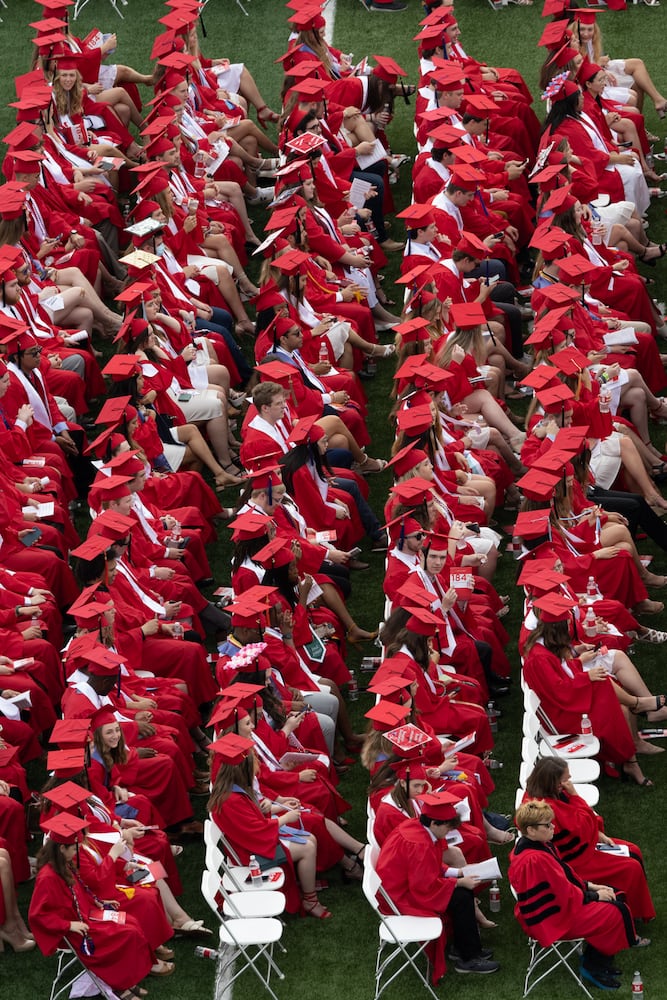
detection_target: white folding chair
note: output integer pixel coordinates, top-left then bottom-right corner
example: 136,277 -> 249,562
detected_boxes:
510,888 -> 593,998
73,0 -> 128,19
49,940 -> 120,1000
523,689 -> 600,758
213,826 -> 286,894
362,846 -> 442,1000
518,761 -> 600,807
522,937 -> 593,999
202,868 -> 286,921
200,870 -> 284,1000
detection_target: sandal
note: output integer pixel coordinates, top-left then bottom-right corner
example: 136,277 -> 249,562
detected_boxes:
173,918 -> 213,937
634,936 -> 652,947
257,105 -> 280,129
149,960 -> 175,977
365,343 -> 396,358
637,627 -> 667,643
301,891 -> 332,919
622,757 -> 654,787
352,454 -> 388,474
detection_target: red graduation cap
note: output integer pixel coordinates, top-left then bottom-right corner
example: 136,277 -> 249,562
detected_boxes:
517,468 -> 562,502
536,382 -> 575,414
416,790 -> 459,820
396,203 -> 435,230
449,165 -> 485,191
209,732 -> 255,765
46,747 -> 86,779
390,477 -> 434,507
95,395 -> 133,426
101,354 -> 142,381
365,700 -> 411,732
395,404 -> 433,437
393,317 -> 432,344
532,591 -> 578,623
543,184 -> 577,215
253,537 -> 294,570
513,508 -> 552,540
229,510 -> 272,542
450,301 -> 487,330
50,718 -> 91,747
550,345 -> 589,377
372,54 -> 407,84
41,813 -> 89,844
42,781 -> 91,813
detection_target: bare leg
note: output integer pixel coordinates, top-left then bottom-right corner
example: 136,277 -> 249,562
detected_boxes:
52,266 -> 121,336
0,849 -> 33,944
174,421 -> 242,487
319,582 -> 376,640
619,434 -> 667,507
463,388 -> 522,440
623,58 -> 667,110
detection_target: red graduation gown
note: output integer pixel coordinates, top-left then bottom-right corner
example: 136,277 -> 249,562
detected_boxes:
509,837 -> 636,955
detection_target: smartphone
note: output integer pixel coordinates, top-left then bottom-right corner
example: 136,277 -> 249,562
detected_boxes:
20,527 -> 42,548
126,869 -> 150,884
492,231 -> 504,240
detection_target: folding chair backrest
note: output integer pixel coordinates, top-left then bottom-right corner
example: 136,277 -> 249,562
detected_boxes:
218,827 -> 243,866
201,869 -> 223,919
205,841 -> 224,874
203,817 -> 221,851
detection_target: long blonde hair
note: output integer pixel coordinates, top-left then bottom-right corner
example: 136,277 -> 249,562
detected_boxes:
53,71 -> 84,117
437,327 -> 485,367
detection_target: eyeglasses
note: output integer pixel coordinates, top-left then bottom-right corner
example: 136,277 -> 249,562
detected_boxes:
407,532 -> 425,541
25,348 -> 42,357
534,822 -> 554,828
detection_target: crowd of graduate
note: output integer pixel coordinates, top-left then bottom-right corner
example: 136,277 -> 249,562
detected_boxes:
0,0 -> 667,993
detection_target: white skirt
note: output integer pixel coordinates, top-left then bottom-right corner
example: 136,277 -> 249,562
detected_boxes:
590,433 -> 622,489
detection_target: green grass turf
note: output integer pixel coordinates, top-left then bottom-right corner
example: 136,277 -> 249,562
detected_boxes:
4,0 -> 667,997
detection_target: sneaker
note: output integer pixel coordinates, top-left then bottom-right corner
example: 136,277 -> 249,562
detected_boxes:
247,186 -> 275,206
454,957 -> 500,975
580,965 -> 621,991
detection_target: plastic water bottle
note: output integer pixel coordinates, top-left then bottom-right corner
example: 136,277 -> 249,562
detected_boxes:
170,520 -> 182,543
172,621 -> 184,639
195,946 -> 219,960
631,970 -> 644,998
348,671 -> 359,701
489,880 -> 501,913
583,607 -> 597,638
318,340 -> 328,365
249,854 -> 262,885
586,576 -> 598,601
487,701 -> 498,734
581,714 -> 593,736
194,151 -> 206,179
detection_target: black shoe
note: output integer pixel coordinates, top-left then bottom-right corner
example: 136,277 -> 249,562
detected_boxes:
448,948 -> 494,962
368,0 -> 407,9
454,956 -> 500,975
370,532 -> 389,552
